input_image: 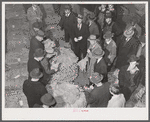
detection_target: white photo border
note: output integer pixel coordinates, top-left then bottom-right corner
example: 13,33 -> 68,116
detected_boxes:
2,1 -> 149,120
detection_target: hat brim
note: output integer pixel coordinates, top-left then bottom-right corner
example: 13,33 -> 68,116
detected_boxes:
103,34 -> 113,39
34,51 -> 46,58
88,15 -> 96,21
124,31 -> 134,37
41,97 -> 56,106
30,72 -> 43,79
88,38 -> 96,41
93,51 -> 105,57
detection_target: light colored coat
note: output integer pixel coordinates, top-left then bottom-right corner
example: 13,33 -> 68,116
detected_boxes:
107,94 -> 126,107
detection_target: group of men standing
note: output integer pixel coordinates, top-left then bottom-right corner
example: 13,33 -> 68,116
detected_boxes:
21,4 -> 145,108
58,4 -> 146,107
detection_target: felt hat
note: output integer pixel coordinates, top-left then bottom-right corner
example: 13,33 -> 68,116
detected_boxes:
124,24 -> 134,38
88,13 -> 96,20
41,93 -> 56,106
76,14 -> 83,19
34,48 -> 46,58
105,11 -> 112,18
45,30 -> 53,39
32,22 -> 43,29
103,31 -> 113,39
30,68 -> 43,79
64,4 -> 72,10
127,54 -> 139,63
93,48 -> 105,57
91,72 -> 102,84
139,34 -> 145,43
88,35 -> 96,41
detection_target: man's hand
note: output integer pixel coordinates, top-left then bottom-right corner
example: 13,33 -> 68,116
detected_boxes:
74,37 -> 78,42
78,36 -> 83,40
87,49 -> 90,53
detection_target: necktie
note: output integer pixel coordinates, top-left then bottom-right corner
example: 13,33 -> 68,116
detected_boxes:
78,24 -> 81,30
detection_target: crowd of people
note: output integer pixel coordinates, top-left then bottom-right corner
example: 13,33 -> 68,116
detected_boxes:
22,4 -> 146,108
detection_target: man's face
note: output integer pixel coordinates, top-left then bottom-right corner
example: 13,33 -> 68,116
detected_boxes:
105,38 -> 111,44
77,18 -> 82,24
106,18 -> 112,24
108,4 -> 114,9
65,9 -> 70,14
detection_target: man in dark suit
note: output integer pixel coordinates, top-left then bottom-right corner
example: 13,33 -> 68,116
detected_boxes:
93,51 -> 108,83
23,68 -> 48,108
84,72 -> 111,107
72,14 -> 90,61
58,4 -> 77,48
118,55 -> 140,101
115,24 -> 140,69
27,48 -> 58,86
29,22 -> 45,59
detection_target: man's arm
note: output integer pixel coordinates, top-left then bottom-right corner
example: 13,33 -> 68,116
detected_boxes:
40,58 -> 56,75
84,91 -> 95,104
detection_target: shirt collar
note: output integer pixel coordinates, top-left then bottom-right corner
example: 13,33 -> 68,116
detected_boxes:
97,57 -> 103,63
141,43 -> 145,47
65,12 -> 71,17
106,39 -> 112,45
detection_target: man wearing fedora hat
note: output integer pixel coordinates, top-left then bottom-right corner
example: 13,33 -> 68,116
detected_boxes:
103,11 -> 122,45
118,54 -> 140,101
29,22 -> 45,59
28,48 -> 58,86
84,35 -> 107,82
87,13 -> 100,39
58,4 -> 77,48
115,24 -> 140,69
103,31 -> 117,71
72,14 -> 90,61
84,72 -> 111,107
23,68 -> 48,108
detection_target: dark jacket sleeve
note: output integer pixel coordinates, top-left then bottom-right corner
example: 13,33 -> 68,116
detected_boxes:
83,24 -> 90,39
113,23 -> 123,37
118,67 -> 125,87
58,16 -> 65,29
127,38 -> 140,58
40,57 -> 56,75
84,91 -> 96,104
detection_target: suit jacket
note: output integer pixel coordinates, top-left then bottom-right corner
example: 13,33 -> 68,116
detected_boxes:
94,58 -> 107,75
23,78 -> 47,108
118,65 -> 140,101
58,12 -> 77,38
89,21 -> 99,36
27,57 -> 55,86
73,22 -> 90,47
116,36 -> 140,69
29,36 -> 44,59
85,82 -> 111,107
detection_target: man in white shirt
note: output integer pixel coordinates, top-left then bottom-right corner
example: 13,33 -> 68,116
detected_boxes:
107,84 -> 126,107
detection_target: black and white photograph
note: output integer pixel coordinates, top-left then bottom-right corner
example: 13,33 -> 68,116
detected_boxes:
2,1 -> 149,120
